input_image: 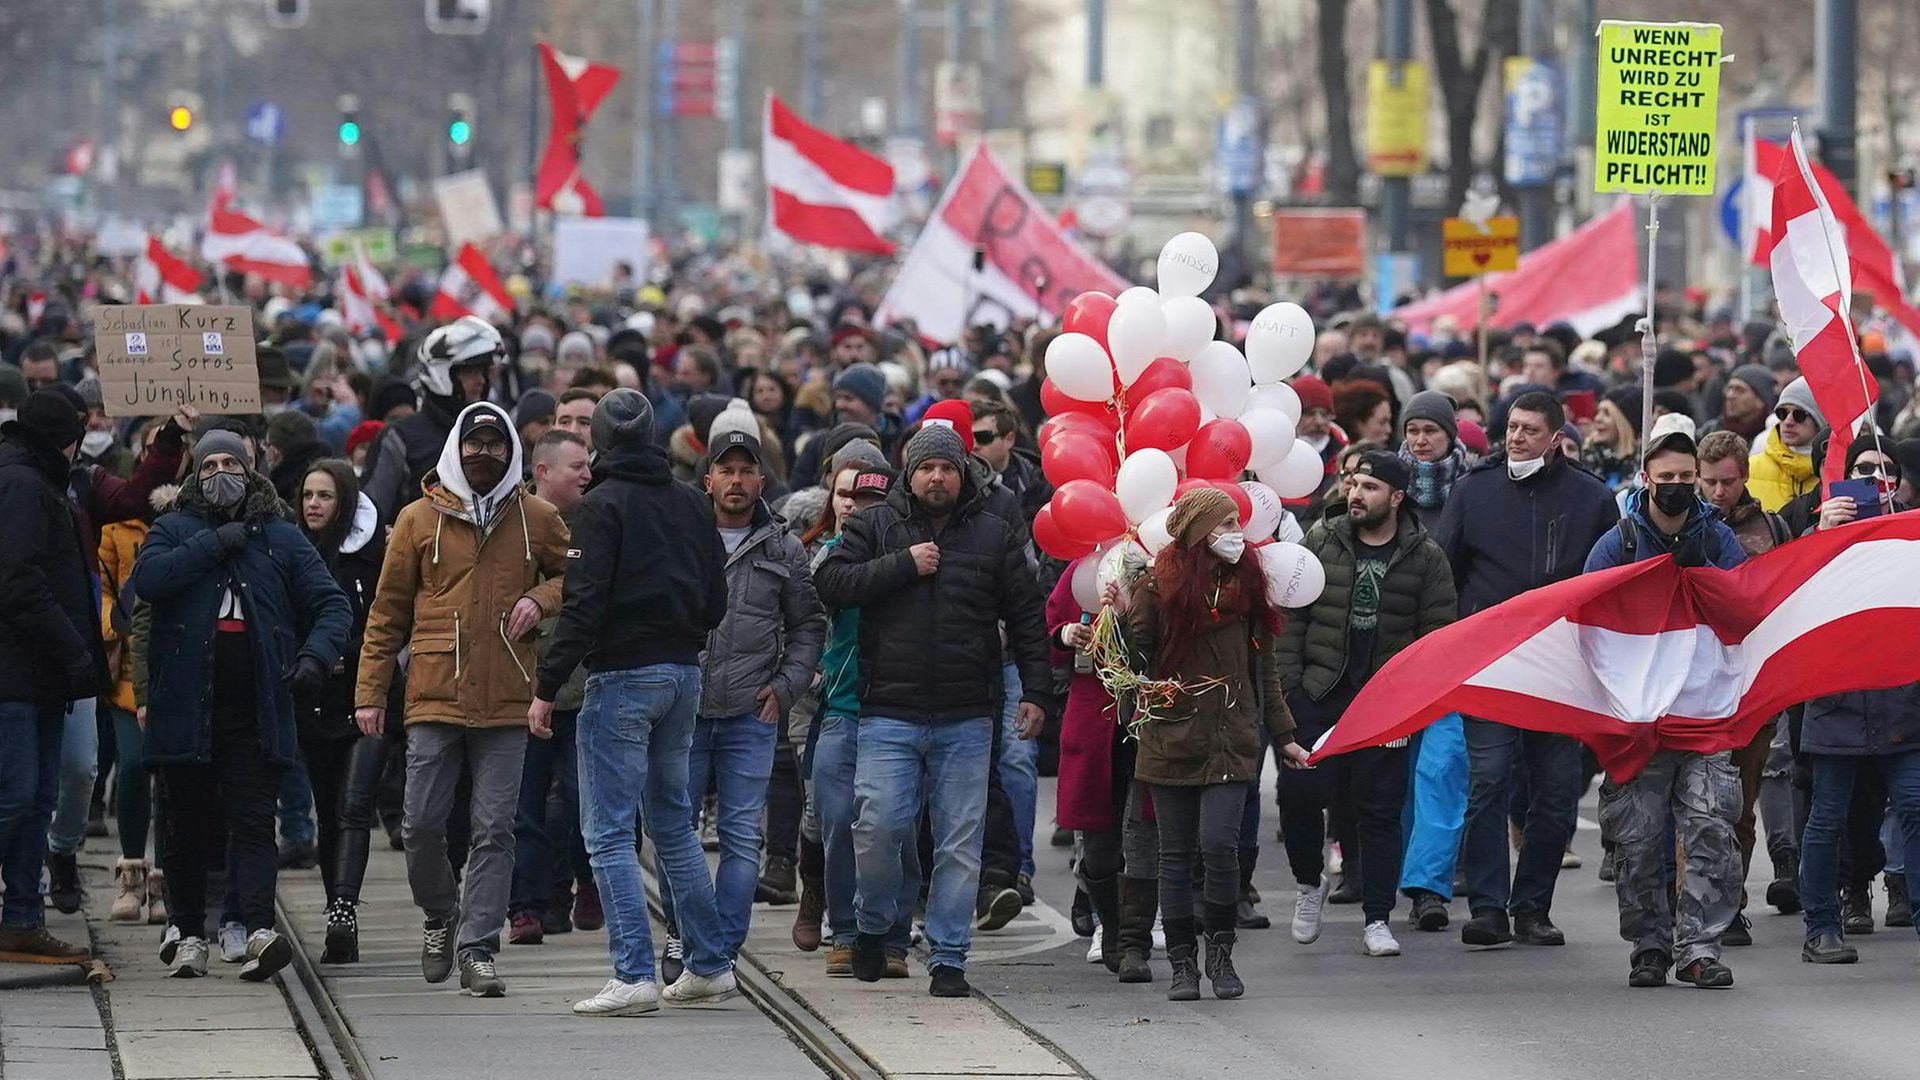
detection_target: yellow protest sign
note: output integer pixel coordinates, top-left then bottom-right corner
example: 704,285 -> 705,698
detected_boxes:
1593,20 -> 1722,195
1366,60 -> 1428,178
1442,216 -> 1519,277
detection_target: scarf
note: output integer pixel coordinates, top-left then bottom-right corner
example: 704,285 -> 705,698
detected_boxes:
1398,443 -> 1469,511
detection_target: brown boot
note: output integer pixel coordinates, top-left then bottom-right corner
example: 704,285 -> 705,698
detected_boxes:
792,874 -> 826,951
0,926 -> 90,964
111,859 -> 149,923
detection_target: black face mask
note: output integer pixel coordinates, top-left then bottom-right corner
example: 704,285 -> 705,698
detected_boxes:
1651,481 -> 1694,517
462,454 -> 507,493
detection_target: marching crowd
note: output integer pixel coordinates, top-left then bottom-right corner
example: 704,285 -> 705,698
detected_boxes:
3,245 -> 1920,1017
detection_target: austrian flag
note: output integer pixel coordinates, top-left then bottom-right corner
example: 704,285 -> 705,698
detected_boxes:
1309,514 -> 1920,782
764,94 -> 896,255
431,243 -> 513,323
135,235 -> 202,305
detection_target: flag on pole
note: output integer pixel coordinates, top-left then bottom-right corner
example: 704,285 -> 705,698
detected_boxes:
431,243 -> 513,323
763,94 -> 897,254
1766,127 -> 1879,486
1309,513 -> 1920,782
340,244 -> 400,340
135,235 -> 203,304
535,41 -> 621,217
201,195 -> 312,288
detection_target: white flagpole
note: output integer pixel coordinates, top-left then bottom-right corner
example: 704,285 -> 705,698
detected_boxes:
1790,120 -> 1885,465
1638,192 -> 1660,448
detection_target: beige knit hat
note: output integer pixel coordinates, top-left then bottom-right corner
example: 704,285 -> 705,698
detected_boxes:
1166,487 -> 1238,548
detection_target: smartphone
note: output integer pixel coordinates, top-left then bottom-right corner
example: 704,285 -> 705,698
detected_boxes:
1563,390 -> 1598,425
1829,478 -> 1886,520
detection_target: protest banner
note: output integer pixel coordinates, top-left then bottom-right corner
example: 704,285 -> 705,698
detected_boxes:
1442,216 -> 1520,277
550,216 -> 651,287
1271,209 -> 1367,278
94,305 -> 259,417
1593,20 -> 1723,195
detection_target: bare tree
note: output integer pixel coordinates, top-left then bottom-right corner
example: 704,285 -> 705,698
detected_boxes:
1316,0 -> 1361,204
1424,0 -> 1519,211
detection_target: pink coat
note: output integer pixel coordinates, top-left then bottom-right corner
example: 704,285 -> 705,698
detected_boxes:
1048,562 -> 1122,831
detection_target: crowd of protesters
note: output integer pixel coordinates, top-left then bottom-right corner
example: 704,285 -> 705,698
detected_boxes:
2,231 -> 1919,1014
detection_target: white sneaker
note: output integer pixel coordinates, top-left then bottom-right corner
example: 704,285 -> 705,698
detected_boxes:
1086,933 -> 1104,964
573,978 -> 660,1016
1327,843 -> 1345,876
662,967 -> 738,1005
1292,875 -> 1330,944
157,924 -> 182,965
167,936 -> 209,978
217,921 -> 247,963
1362,920 -> 1401,957
1150,914 -> 1166,952
239,929 -> 292,982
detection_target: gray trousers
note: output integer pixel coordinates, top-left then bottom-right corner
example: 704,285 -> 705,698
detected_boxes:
1598,749 -> 1741,965
402,723 -> 527,957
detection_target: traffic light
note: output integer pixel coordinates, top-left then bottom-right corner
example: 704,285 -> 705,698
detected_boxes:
448,118 -> 471,146
168,105 -> 194,131
447,92 -> 475,169
337,94 -> 362,152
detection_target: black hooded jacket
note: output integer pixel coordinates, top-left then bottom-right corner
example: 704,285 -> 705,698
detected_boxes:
0,435 -> 103,704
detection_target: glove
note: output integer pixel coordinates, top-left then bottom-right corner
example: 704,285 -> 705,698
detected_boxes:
287,655 -> 328,695
215,521 -> 249,554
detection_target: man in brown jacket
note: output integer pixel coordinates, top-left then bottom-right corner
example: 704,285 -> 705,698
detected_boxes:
356,403 -> 569,998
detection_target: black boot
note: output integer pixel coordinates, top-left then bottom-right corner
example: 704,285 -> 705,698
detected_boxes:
46,852 -> 82,914
1236,847 -> 1270,929
1164,916 -> 1201,1002
1203,904 -> 1243,999
1842,881 -> 1875,936
1083,873 -> 1123,974
322,898 -> 359,964
1885,872 -> 1913,929
1766,846 -> 1801,914
1115,876 -> 1157,984
1070,886 -> 1096,938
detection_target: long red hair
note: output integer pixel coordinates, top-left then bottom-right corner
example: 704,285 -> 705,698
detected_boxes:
1149,542 -> 1283,671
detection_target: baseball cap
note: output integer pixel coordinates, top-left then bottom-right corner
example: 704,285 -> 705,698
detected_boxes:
458,406 -> 511,445
710,428 -> 763,465
849,465 -> 894,504
1351,449 -> 1410,492
1642,412 -> 1697,461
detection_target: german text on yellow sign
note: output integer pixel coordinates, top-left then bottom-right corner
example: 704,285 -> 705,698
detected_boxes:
1366,60 -> 1428,178
1442,217 -> 1520,277
1593,20 -> 1722,195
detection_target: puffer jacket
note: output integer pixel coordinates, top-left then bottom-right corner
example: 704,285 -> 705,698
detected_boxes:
700,502 -> 827,718
0,436 -> 103,704
1802,684 -> 1920,756
813,467 -> 1052,723
1747,426 -> 1818,512
99,515 -> 153,714
1277,507 -> 1456,702
357,433 -> 570,728
1433,451 -> 1619,616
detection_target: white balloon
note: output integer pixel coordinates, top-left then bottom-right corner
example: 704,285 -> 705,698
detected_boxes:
1044,332 -> 1116,403
1238,407 -> 1297,470
1115,448 -> 1177,524
1238,480 -> 1283,543
1189,340 -> 1252,419
1245,302 -> 1316,383
1116,285 -> 1161,309
1070,548 -> 1104,612
1096,540 -> 1151,599
1275,508 -> 1305,545
1155,231 -> 1219,298
1107,300 -> 1168,387
1260,441 -> 1325,500
1249,381 -> 1301,423
1258,541 -> 1326,609
1138,507 -> 1175,555
1160,295 -> 1216,363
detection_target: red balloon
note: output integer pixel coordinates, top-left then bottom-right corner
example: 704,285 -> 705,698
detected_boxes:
1127,356 -> 1193,402
1123,388 -> 1201,453
1185,418 -> 1252,480
1041,431 -> 1118,488
1033,503 -> 1094,560
1039,412 -> 1119,461
1052,480 -> 1129,545
1042,377 -> 1112,420
1062,291 -> 1119,350
1170,479 -> 1253,528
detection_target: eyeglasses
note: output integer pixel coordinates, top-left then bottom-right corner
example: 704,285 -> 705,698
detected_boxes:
461,440 -> 509,459
972,429 -> 998,444
1852,462 -> 1898,480
1774,406 -> 1813,424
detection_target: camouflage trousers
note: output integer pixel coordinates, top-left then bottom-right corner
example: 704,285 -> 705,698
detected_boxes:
1597,749 -> 1742,965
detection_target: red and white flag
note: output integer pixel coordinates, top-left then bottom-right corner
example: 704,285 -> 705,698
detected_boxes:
201,195 -> 312,289
339,242 -> 399,339
135,235 -> 202,305
535,41 -> 621,217
877,143 -> 1126,343
1767,128 -> 1878,486
764,94 -> 896,255
1309,513 -> 1920,782
1392,202 -> 1642,337
431,243 -> 512,323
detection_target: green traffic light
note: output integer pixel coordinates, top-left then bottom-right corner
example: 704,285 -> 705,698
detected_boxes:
449,119 -> 472,146
338,120 -> 361,146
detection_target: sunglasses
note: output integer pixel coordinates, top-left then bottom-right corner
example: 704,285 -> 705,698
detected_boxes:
1774,406 -> 1813,424
1852,462 -> 1898,480
971,429 -> 998,443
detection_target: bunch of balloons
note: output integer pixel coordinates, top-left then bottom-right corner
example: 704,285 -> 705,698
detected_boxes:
1034,231 -> 1328,613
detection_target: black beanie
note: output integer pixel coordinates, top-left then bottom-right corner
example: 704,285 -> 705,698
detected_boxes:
7,389 -> 84,451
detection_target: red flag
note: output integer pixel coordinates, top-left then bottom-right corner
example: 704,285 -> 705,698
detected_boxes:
763,94 -> 896,254
431,243 -> 512,323
1751,139 -> 1920,340
1309,513 -> 1920,782
201,195 -> 311,288
1393,203 -> 1643,337
135,235 -> 203,304
535,42 -> 621,217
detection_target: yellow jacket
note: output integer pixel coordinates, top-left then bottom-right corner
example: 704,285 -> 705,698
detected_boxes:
1747,426 -> 1817,512
98,519 -> 149,714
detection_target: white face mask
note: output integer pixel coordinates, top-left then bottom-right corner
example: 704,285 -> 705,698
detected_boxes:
1508,454 -> 1547,481
1208,530 -> 1246,564
81,430 -> 115,457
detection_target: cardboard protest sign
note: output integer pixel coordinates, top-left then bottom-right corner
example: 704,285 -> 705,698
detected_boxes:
94,305 -> 259,417
1594,20 -> 1723,195
1442,216 -> 1520,277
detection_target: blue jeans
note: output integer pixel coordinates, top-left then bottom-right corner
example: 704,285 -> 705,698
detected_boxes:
0,702 -> 64,929
853,716 -> 990,972
1462,719 -> 1581,916
278,756 -> 316,851
48,698 -> 98,856
576,664 -> 729,983
669,713 -> 777,957
814,714 -> 917,948
997,663 -> 1038,877
1400,713 -> 1468,898
511,710 -> 581,915
1801,751 -> 1920,940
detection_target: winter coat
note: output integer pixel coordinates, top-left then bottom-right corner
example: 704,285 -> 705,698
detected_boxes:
99,515 -> 153,714
1433,452 -> 1619,616
1121,569 -> 1296,786
700,502 -> 828,718
296,493 -> 383,741
0,437 -> 103,704
1720,493 -> 1793,557
532,505 -> 590,714
1802,684 -> 1920,757
360,396 -> 457,526
813,466 -> 1052,723
69,426 -> 187,577
996,448 -> 1052,525
131,471 -> 352,767
1582,489 -> 1748,572
813,536 -> 864,720
1747,426 -> 1818,512
1047,562 -> 1120,830
1277,508 -> 1456,703
537,439 -> 729,700
358,408 -> 570,728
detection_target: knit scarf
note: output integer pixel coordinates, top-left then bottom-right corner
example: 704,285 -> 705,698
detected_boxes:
1398,444 -> 1469,511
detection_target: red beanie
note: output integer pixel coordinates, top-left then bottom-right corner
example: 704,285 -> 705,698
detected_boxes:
1456,418 -> 1490,456
345,420 -> 385,458
919,398 -> 976,452
1291,375 -> 1333,415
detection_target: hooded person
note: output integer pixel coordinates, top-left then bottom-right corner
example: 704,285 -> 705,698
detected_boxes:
129,427 -> 351,981
354,400 -> 570,998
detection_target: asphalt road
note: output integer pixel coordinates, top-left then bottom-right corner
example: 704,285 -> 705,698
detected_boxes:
967,772 -> 1920,1080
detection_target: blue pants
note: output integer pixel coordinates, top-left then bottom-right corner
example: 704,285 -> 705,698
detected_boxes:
853,716 -> 990,972
668,713 -> 777,958
48,698 -> 98,857
1400,713 -> 1468,899
0,702 -> 64,929
813,713 -> 917,948
1801,750 -> 1920,941
997,663 -> 1038,878
576,665 -> 729,984
511,710 -> 582,915
1462,719 -> 1580,916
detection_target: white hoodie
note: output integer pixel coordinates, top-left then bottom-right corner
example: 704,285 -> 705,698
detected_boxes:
434,401 -> 525,536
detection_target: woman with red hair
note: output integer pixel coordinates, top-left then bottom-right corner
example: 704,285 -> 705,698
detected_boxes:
1107,488 -> 1311,1002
